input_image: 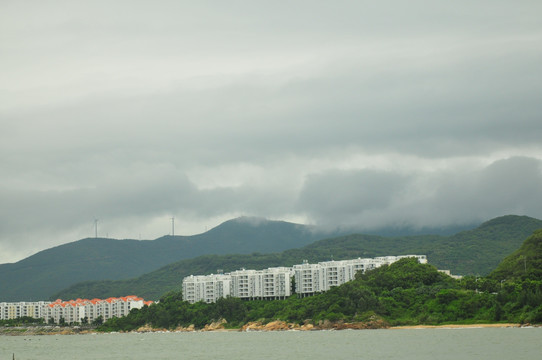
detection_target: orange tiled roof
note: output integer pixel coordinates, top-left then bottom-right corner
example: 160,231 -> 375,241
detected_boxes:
46,296 -> 149,308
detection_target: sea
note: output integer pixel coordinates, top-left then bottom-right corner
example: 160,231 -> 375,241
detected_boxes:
1,327 -> 541,360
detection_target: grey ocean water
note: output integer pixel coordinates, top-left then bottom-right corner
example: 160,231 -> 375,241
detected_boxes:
1,328 -> 541,360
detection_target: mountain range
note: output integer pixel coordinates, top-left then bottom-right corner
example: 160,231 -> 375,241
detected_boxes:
2,214 -> 541,302
51,215 -> 542,301
0,217 -> 334,301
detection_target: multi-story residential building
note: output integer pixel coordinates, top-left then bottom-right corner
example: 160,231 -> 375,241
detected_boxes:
1,296 -> 152,324
293,260 -> 325,297
183,255 -> 428,302
0,301 -> 49,321
260,267 -> 293,300
374,255 -> 427,265
230,269 -> 260,300
45,296 -> 152,324
183,267 -> 294,303
293,255 -> 428,296
182,274 -> 232,304
230,267 -> 293,300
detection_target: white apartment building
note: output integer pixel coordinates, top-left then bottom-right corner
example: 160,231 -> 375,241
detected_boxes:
1,296 -> 152,324
374,255 -> 427,265
292,258 -> 375,296
183,267 -> 294,303
260,267 -> 293,300
293,260 -> 325,296
182,274 -> 232,304
182,255 -> 428,302
230,267 -> 294,300
294,255 -> 427,296
44,296 -> 151,324
0,301 -> 49,320
230,269 -> 260,300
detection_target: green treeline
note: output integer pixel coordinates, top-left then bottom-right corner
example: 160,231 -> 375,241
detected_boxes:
0,316 -> 44,327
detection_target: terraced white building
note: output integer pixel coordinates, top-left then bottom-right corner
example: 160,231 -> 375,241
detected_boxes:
182,274 -> 232,304
295,255 -> 427,296
182,255 -> 427,302
183,267 -> 294,304
230,267 -> 294,300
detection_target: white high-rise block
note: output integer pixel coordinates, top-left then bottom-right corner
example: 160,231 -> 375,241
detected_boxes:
181,255 -> 428,302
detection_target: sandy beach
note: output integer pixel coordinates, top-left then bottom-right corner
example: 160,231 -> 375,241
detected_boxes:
390,323 -> 523,330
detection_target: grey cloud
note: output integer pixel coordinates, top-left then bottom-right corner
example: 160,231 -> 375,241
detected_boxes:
432,157 -> 542,222
2,1 -> 542,263
0,163 -> 296,261
297,157 -> 542,230
297,169 -> 410,226
0,169 -> 196,236
4,37 -> 541,177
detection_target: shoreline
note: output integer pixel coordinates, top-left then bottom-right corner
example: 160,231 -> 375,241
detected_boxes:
390,323 -> 523,330
2,322 -> 534,336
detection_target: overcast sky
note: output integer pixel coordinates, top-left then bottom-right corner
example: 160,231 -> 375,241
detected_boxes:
1,1 -> 542,263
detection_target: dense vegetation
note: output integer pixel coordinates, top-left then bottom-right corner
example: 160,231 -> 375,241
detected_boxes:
55,215 -> 542,300
489,229 -> 542,281
0,316 -> 44,327
99,246 -> 542,332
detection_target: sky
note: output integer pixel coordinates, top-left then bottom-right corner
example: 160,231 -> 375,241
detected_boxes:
1,0 -> 542,264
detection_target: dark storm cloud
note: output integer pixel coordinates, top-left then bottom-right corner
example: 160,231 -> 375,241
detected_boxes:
297,157 -> 542,230
0,170 -> 196,235
431,157 -> 542,222
297,170 -> 410,225
5,39 -> 541,170
1,1 -> 542,262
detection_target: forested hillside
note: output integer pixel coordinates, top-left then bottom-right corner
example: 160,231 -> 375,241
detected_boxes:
427,215 -> 542,275
53,215 -> 542,300
0,217 -> 331,301
489,229 -> 542,281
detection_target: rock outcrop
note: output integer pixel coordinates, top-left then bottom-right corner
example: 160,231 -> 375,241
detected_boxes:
202,319 -> 227,331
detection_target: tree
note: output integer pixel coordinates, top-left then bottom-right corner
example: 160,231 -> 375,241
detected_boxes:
92,316 -> 103,326
214,296 -> 247,324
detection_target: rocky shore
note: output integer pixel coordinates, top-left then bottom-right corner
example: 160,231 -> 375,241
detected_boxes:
3,320 -> 532,336
0,325 -> 96,336
132,318 -> 390,333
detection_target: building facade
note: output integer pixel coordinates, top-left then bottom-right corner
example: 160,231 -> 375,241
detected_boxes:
0,301 -> 49,320
293,261 -> 325,296
183,267 -> 294,304
182,255 -> 428,302
182,274 -> 232,304
294,255 -> 427,296
1,296 -> 152,324
229,267 -> 293,300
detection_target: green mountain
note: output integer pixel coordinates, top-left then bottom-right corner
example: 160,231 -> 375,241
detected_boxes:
489,229 -> 542,281
0,217 -> 333,301
53,215 -> 542,301
425,215 -> 542,275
